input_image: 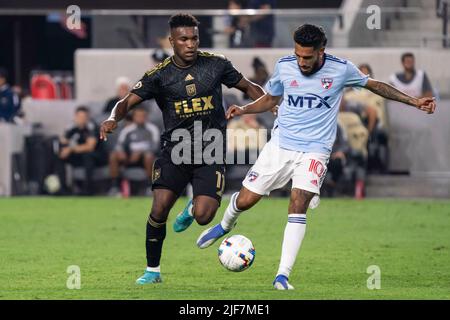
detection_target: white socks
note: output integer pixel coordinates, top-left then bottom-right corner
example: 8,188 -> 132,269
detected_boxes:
220,192 -> 242,231
146,266 -> 160,273
187,201 -> 194,217
276,213 -> 307,278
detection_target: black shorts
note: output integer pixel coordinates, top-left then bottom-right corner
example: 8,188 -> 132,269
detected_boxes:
151,155 -> 226,203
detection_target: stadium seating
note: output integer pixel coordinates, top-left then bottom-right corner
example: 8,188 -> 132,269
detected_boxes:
30,74 -> 58,100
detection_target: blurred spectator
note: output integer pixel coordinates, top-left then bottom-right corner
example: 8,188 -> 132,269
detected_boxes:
227,113 -> 266,152
0,67 -> 21,123
243,57 -> 270,101
337,110 -> 369,199
342,92 -> 378,135
249,57 -> 270,86
103,76 -> 132,114
225,0 -> 251,48
108,107 -> 160,196
389,52 -> 433,98
322,124 -> 350,197
248,0 -> 276,47
344,63 -> 389,173
137,50 -> 167,132
151,48 -> 170,65
58,106 -> 106,195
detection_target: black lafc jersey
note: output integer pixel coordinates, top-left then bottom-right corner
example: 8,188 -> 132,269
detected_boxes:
131,51 -> 243,161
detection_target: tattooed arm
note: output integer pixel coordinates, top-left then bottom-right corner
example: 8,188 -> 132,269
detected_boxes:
365,78 -> 436,114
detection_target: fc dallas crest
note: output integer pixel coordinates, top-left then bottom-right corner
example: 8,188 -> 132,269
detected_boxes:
321,78 -> 333,89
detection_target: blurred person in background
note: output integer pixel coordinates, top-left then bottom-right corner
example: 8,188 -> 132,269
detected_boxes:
103,76 -> 132,114
227,113 -> 266,153
243,57 -> 275,131
322,123 -> 350,197
224,0 -> 251,48
107,107 -> 160,196
0,67 -> 21,123
389,52 -> 433,98
344,63 -> 388,173
248,0 -> 276,47
147,48 -> 169,132
151,48 -> 170,65
249,57 -> 270,86
58,106 -> 106,195
243,57 -> 270,101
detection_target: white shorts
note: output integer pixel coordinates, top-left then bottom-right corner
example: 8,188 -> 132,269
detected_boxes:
242,139 -> 329,196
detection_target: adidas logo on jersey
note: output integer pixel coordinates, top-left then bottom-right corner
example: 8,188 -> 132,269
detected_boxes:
185,74 -> 194,81
290,80 -> 299,87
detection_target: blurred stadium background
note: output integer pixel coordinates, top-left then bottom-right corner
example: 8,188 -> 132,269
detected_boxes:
1,0 -> 449,199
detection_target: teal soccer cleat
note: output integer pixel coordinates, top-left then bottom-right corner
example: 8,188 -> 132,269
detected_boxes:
135,271 -> 162,285
173,199 -> 194,233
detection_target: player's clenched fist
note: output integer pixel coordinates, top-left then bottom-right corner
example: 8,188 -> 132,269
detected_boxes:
226,105 -> 246,119
415,97 -> 436,114
99,119 -> 117,141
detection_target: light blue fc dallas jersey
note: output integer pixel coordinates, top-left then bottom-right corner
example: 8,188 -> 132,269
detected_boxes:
265,53 -> 369,154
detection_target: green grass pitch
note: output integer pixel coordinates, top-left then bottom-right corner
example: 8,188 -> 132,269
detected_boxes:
1,197 -> 449,300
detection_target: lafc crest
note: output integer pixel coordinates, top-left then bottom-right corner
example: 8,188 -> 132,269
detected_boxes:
186,83 -> 197,96
152,167 -> 161,182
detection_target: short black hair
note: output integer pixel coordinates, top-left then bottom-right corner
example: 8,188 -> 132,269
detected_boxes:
169,13 -> 199,29
401,52 -> 414,62
75,106 -> 90,114
293,24 -> 327,50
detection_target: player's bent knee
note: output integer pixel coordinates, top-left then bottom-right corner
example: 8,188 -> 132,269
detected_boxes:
236,191 -> 261,211
195,214 -> 214,226
193,206 -> 217,226
235,198 -> 253,211
149,204 -> 171,222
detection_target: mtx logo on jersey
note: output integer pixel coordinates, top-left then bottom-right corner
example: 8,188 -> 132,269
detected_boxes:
287,94 -> 331,109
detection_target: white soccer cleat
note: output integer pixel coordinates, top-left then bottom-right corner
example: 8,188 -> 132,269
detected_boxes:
196,223 -> 229,249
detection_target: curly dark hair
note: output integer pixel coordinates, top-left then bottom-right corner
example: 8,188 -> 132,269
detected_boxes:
169,13 -> 200,29
293,24 -> 327,50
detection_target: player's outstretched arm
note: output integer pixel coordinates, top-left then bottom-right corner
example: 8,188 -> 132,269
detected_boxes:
226,93 -> 281,119
99,93 -> 143,141
365,78 -> 436,114
233,77 -> 266,101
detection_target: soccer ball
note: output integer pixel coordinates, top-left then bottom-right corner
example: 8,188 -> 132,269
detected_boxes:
218,235 -> 255,272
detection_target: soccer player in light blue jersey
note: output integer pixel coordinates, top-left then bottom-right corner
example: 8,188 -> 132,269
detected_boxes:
196,24 -> 436,290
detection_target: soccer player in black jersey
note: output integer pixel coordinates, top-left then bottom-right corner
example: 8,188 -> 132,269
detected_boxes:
99,13 -> 266,284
